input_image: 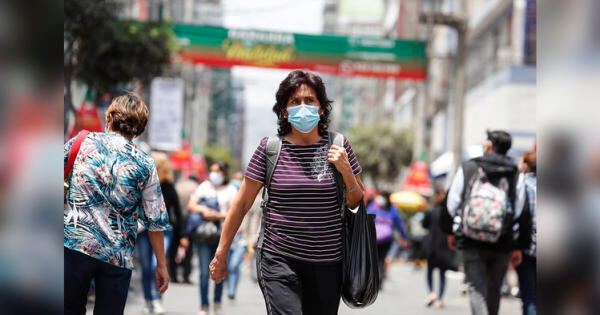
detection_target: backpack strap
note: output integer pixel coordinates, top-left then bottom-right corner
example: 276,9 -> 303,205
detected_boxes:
454,160 -> 479,235
64,130 -> 90,180
261,135 -> 282,205
461,160 -> 479,202
257,135 -> 282,249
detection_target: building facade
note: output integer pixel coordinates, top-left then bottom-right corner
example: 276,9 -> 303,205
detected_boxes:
427,0 -> 536,162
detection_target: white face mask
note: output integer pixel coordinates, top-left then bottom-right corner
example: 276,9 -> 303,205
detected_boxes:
209,172 -> 224,186
375,196 -> 386,207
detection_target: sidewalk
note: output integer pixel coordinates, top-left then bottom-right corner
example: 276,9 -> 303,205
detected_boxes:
101,259 -> 521,315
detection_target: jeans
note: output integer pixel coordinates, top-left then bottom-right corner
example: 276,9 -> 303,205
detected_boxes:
64,248 -> 132,315
137,230 -> 172,301
197,242 -> 223,307
516,255 -> 536,315
226,241 -> 248,298
463,248 -> 510,315
427,264 -> 447,300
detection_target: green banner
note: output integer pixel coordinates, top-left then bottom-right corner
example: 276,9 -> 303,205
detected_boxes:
173,24 -> 426,80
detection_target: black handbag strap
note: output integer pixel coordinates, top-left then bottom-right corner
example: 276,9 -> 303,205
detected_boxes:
328,131 -> 348,289
328,131 -> 346,216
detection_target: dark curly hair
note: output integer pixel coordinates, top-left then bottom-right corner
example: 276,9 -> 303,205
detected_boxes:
273,70 -> 333,137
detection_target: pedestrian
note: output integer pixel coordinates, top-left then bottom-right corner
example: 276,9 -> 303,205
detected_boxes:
136,152 -> 183,314
64,92 -> 170,315
224,194 -> 261,300
174,174 -> 201,284
231,171 -> 244,190
422,185 -> 457,309
180,162 -> 237,315
366,191 -> 410,289
516,150 -> 536,315
242,196 -> 263,283
442,130 -> 532,315
209,70 -> 365,315
408,210 -> 428,268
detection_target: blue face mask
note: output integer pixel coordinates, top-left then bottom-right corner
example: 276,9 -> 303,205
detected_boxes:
287,104 -> 320,133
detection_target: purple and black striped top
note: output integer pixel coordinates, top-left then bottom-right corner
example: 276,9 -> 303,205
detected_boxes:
245,133 -> 362,263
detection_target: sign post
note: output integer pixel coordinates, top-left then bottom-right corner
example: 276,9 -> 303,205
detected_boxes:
148,78 -> 184,151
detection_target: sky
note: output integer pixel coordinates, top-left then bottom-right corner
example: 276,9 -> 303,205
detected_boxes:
221,0 -> 326,168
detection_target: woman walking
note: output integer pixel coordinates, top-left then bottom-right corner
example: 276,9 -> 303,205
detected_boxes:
366,191 -> 410,289
64,92 -> 170,315
516,151 -> 536,315
210,70 -> 365,315
181,162 -> 237,315
422,185 -> 457,309
137,152 -> 182,314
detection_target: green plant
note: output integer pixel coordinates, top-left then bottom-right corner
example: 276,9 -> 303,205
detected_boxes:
349,123 -> 413,188
64,0 -> 176,108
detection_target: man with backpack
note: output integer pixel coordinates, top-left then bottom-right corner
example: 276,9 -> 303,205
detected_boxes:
442,130 -> 532,315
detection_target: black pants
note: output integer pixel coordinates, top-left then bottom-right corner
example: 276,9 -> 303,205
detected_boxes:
463,248 -> 510,315
64,248 -> 132,315
257,249 -> 342,315
169,234 -> 193,282
182,237 -> 193,281
168,230 -> 180,280
376,241 -> 392,286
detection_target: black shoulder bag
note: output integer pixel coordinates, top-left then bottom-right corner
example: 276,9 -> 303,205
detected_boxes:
328,131 -> 379,308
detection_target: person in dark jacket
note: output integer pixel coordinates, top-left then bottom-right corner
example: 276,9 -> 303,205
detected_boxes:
516,150 -> 537,315
422,185 -> 457,309
137,152 -> 183,314
161,177 -> 184,287
441,130 -> 532,315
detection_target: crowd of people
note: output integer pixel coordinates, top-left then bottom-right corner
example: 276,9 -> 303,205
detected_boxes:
136,160 -> 263,315
64,70 -> 536,315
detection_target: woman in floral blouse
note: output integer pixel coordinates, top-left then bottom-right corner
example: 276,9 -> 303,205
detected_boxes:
64,92 -> 170,315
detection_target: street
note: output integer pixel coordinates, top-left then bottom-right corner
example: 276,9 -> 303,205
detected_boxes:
89,259 -> 521,315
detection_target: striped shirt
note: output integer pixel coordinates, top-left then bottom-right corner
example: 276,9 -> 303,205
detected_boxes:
245,133 -> 362,263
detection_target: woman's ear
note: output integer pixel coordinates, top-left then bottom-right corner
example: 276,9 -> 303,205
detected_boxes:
105,116 -> 112,131
282,108 -> 288,119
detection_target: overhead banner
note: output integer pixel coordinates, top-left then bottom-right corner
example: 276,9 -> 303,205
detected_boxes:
173,24 -> 426,80
149,78 -> 184,151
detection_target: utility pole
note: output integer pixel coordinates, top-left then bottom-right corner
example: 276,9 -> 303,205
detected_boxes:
419,10 -> 468,178
453,22 -> 467,178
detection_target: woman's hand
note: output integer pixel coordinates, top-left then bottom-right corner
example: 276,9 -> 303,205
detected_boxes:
188,204 -> 210,214
327,145 -> 352,176
202,209 -> 224,221
155,264 -> 170,295
510,250 -> 523,267
180,237 -> 190,248
400,239 -> 411,249
328,144 -> 364,207
447,235 -> 458,251
209,254 -> 228,284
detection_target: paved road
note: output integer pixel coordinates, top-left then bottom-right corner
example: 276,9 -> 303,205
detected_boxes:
87,258 -> 521,315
